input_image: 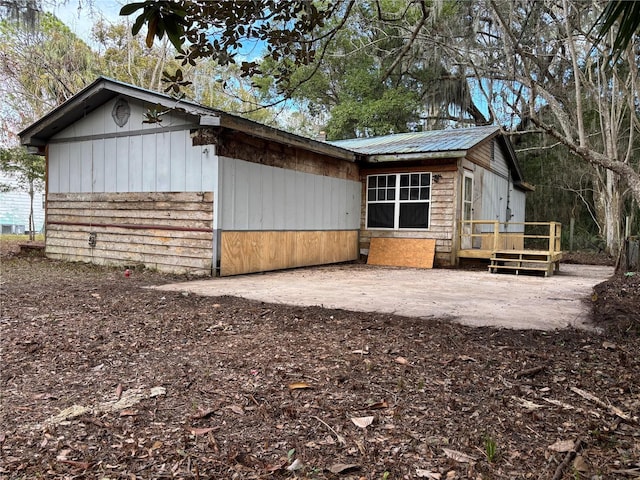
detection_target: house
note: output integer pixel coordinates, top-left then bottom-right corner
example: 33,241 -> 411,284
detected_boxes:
19,77 -> 361,275
0,171 -> 45,235
19,76 -> 537,276
331,128 -> 535,267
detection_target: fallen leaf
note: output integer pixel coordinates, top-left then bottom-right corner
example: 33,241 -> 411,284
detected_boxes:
351,349 -> 370,355
458,355 -> 477,362
548,439 -> 575,452
115,384 -> 123,400
56,449 -> 71,461
191,407 -> 216,419
288,382 -> 311,390
265,462 -> 286,472
189,427 -> 215,436
602,341 -> 617,350
351,416 -> 374,428
573,455 -> 589,472
416,469 -> 441,479
0,433 -> 5,443
328,463 -> 360,474
512,396 -> 544,410
119,409 -> 137,417
287,458 -> 304,471
395,356 -> 409,365
149,386 -> 166,397
150,441 -> 163,451
366,400 -> 389,410
91,293 -> 101,298
229,405 -> 244,415
58,460 -> 90,470
442,448 -> 477,463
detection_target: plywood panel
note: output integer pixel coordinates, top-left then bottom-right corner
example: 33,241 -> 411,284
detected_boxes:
367,238 -> 435,269
220,230 -> 358,276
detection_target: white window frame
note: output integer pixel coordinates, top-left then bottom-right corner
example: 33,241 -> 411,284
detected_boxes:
366,172 -> 432,230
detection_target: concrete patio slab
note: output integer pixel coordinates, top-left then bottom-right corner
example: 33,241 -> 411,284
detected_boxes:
155,263 -> 614,331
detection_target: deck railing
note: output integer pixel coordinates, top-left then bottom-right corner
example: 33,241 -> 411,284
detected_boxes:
459,221 -> 562,256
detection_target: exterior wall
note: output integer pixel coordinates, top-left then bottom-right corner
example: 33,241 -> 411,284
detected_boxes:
45,97 -> 217,274
359,162 -> 458,267
47,192 -> 213,275
217,157 -> 361,275
0,171 -> 45,233
48,98 -> 217,194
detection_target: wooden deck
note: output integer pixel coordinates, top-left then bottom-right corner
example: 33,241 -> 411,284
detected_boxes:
458,221 -> 563,276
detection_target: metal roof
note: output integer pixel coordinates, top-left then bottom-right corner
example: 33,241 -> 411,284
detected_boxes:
329,126 -> 501,155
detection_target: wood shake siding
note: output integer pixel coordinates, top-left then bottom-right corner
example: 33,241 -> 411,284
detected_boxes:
46,192 -> 213,275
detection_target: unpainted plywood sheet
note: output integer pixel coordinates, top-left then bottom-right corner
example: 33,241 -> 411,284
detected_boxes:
220,230 -> 358,276
367,237 -> 435,269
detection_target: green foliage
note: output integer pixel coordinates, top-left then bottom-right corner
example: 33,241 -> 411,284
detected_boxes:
594,0 -> 640,57
0,147 -> 45,192
483,435 -> 498,463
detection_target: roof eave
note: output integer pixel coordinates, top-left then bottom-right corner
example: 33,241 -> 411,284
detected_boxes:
365,150 -> 467,163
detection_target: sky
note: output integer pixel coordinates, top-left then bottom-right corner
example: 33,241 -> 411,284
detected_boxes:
45,0 -> 125,43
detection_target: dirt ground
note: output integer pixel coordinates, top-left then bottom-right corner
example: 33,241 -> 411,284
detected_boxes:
1,240 -> 639,479
155,264 -> 613,332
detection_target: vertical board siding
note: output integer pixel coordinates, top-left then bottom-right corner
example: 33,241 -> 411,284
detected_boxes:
46,192 -> 214,275
219,157 -> 361,231
480,169 -> 509,227
47,98 -> 216,194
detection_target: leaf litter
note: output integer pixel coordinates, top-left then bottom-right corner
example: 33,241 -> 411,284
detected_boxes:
0,255 -> 639,479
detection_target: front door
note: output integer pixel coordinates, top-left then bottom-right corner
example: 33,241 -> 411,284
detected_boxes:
461,172 -> 473,249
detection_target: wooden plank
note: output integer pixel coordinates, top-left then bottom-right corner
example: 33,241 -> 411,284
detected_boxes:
47,207 -> 213,221
220,230 -> 358,276
367,237 -> 435,269
48,192 -> 214,203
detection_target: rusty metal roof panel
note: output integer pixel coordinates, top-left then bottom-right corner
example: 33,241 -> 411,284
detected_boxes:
330,126 -> 500,155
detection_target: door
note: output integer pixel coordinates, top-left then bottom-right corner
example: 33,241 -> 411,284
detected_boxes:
461,171 -> 473,249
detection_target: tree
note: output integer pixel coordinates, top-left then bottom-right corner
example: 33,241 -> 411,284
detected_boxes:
0,147 -> 45,241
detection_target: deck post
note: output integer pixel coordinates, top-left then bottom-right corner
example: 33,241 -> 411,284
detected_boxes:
493,220 -> 500,251
549,223 -> 555,256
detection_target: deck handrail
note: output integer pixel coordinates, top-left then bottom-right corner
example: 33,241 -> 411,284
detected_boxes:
459,220 -> 562,254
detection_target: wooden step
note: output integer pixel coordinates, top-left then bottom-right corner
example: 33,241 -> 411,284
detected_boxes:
489,250 -> 556,277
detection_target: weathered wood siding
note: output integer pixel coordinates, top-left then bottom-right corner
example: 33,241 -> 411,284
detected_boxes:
359,164 -> 457,267
210,129 -> 358,182
47,192 -> 213,275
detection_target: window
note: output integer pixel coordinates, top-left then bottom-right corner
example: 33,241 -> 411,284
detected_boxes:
366,173 -> 431,229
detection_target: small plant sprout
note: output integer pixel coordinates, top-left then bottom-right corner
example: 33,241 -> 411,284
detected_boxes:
484,435 -> 498,463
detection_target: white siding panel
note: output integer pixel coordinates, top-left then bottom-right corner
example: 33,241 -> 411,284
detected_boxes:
128,135 -> 143,191
80,141 -> 93,192
68,144 -> 82,192
170,130 -> 186,191
272,167 -> 286,230
185,145 -> 203,191
141,134 -> 157,191
511,189 -> 526,223
248,165 -> 263,228
261,166 -> 274,228
284,170 -> 297,230
116,137 -> 129,192
201,147 -> 217,192
48,145 -> 61,193
156,132 -> 171,191
58,143 -> 70,193
92,140 -> 105,192
104,138 -> 118,192
218,157 -> 360,232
